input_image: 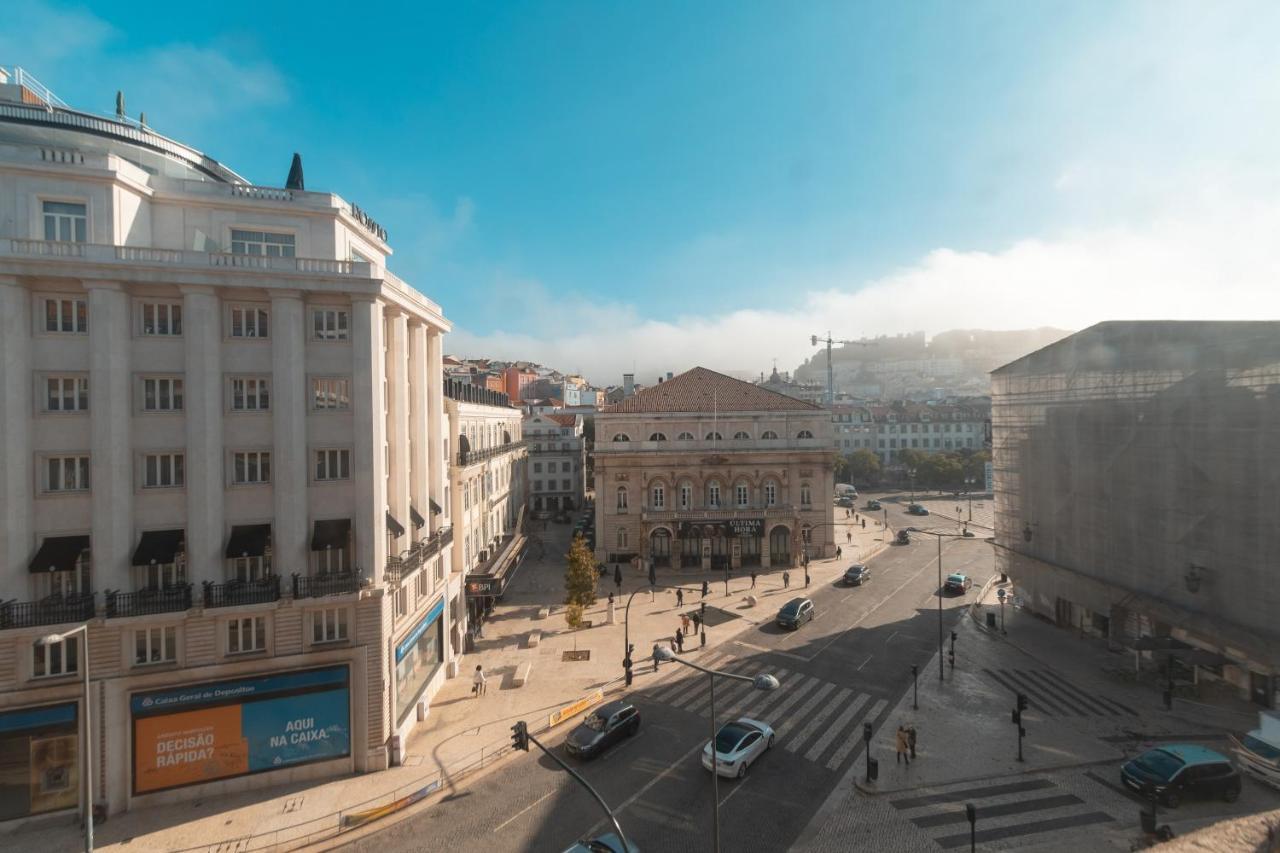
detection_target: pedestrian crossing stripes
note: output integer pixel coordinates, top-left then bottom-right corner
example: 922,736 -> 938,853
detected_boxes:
982,668 -> 1138,717
890,776 -> 1114,849
642,651 -> 890,772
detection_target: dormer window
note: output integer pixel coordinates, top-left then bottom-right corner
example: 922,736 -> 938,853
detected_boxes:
705,432 -> 722,441
733,431 -> 750,440
612,434 -> 631,442
677,432 -> 695,441
648,433 -> 667,442
796,430 -> 814,439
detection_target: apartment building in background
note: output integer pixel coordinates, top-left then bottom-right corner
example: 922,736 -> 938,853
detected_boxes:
831,401 -> 990,464
0,67 -> 463,822
525,412 -> 587,512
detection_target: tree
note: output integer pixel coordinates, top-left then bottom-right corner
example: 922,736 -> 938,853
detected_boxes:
564,532 -> 598,628
848,449 -> 882,486
833,453 -> 851,484
897,448 -> 928,474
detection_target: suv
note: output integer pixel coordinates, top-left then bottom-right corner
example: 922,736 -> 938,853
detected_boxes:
776,598 -> 815,630
565,700 -> 641,760
895,530 -> 911,545
866,499 -> 882,510
1121,745 -> 1242,807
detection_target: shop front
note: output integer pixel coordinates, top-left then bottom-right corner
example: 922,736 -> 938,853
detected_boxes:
0,702 -> 79,822
130,666 -> 351,796
395,597 -> 445,724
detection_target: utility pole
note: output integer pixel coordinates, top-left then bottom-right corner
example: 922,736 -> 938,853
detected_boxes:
809,333 -> 870,407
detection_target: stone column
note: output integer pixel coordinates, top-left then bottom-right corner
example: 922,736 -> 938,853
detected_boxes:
270,291 -> 308,578
408,321 -> 430,544
0,277 -> 32,598
352,298 -> 387,583
426,329 -> 445,535
385,310 -> 410,554
182,286 -> 224,586
86,281 -> 132,594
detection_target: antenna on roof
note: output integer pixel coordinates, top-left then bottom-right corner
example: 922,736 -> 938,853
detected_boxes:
115,90 -> 125,117
285,153 -> 305,191
139,111 -> 147,128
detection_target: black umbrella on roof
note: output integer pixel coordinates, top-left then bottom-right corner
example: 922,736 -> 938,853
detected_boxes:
285,153 -> 305,190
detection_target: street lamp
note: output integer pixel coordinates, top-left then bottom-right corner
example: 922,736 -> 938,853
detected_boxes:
907,467 -> 917,506
963,476 -> 975,522
38,624 -> 92,852
653,645 -> 779,853
906,527 -> 967,683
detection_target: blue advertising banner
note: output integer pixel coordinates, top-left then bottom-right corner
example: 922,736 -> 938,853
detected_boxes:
396,598 -> 445,663
0,702 -> 76,735
243,689 -> 351,772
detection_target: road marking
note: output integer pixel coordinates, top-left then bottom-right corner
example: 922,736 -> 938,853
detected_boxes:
776,682 -> 837,743
857,654 -> 873,671
599,729 -> 648,763
705,667 -> 792,719
826,697 -> 887,770
683,662 -> 766,713
588,737 -> 708,835
804,693 -> 869,762
784,686 -> 852,754
718,773 -> 751,808
494,789 -> 555,832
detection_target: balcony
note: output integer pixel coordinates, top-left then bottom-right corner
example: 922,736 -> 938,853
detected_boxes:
0,593 -> 96,630
105,585 -> 192,618
202,576 -> 280,608
292,572 -> 362,599
457,439 -> 529,467
385,526 -> 454,585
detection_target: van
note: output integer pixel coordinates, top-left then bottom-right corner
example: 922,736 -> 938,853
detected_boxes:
835,484 -> 858,497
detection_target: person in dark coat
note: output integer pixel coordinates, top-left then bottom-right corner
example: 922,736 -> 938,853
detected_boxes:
674,628 -> 684,653
614,564 -> 623,592
701,580 -> 709,599
908,725 -> 918,759
750,570 -> 758,588
676,588 -> 684,608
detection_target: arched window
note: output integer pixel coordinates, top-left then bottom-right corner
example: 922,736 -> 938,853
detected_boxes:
617,527 -> 628,548
706,480 -> 721,508
796,430 -> 814,439
649,432 -> 667,442
612,434 -> 631,442
800,483 -> 812,506
616,486 -> 629,510
705,432 -> 722,441
651,484 -> 665,509
677,432 -> 695,441
679,482 -> 693,510
735,482 -> 750,508
733,431 -> 750,440
761,430 -> 779,440
764,481 -> 778,507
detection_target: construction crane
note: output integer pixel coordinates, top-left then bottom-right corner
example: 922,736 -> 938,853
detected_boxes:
810,332 -> 871,407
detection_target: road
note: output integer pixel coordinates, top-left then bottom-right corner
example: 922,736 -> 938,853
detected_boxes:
342,514 -> 994,853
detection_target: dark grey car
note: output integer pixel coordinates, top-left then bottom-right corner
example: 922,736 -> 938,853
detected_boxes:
564,700 -> 640,759
843,564 -> 870,585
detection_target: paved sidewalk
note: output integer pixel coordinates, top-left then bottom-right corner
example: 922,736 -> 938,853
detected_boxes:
8,510 -> 889,853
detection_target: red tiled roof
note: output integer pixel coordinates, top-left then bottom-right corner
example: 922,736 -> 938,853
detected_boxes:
601,367 -> 823,414
547,414 -> 578,427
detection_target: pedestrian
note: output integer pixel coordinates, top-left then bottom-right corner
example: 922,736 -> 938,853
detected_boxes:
614,564 -> 623,593
692,611 -> 701,633
750,570 -> 757,588
675,628 -> 684,653
652,643 -> 661,672
861,518 -> 866,529
908,725 -> 918,760
676,587 -> 684,608
472,665 -> 487,697
805,570 -> 811,587
836,546 -> 843,559
847,531 -> 852,542
895,726 -> 910,766
681,613 -> 691,633
782,570 -> 790,589
701,580 -> 709,599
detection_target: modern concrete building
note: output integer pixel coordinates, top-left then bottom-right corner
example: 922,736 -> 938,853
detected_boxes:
0,67 -> 461,822
525,412 -> 587,512
444,381 -> 528,629
593,368 -> 835,571
992,321 -> 1280,709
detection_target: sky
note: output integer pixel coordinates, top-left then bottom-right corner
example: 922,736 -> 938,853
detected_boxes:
5,1 -> 1280,384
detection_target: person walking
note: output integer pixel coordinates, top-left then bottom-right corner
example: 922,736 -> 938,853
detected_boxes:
652,643 -> 661,672
750,570 -> 757,589
680,613 -> 691,634
836,546 -> 843,559
674,628 -> 684,653
847,531 -> 852,542
472,665 -> 487,697
614,564 -> 623,593
701,580 -> 709,599
691,611 -> 702,633
782,570 -> 790,589
895,726 -> 910,766
908,725 -> 918,760
676,587 -> 684,608
861,518 -> 866,529
805,569 -> 811,587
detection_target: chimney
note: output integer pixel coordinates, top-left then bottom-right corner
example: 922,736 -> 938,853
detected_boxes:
623,373 -> 634,397
666,371 -> 673,381
657,376 -> 663,384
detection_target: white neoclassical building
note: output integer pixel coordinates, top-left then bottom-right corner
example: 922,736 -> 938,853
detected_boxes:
593,368 -> 836,573
0,67 -> 462,822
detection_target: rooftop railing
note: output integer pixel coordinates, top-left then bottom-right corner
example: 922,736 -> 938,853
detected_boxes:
292,572 -> 362,599
457,440 -> 528,467
105,585 -> 192,618
202,576 -> 280,608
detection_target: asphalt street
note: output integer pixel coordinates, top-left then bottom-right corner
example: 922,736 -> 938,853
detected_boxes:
343,504 -> 994,853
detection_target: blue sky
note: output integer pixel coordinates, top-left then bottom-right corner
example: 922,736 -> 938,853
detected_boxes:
5,1 -> 1280,382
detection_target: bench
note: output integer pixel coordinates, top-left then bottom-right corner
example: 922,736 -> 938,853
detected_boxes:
536,607 -> 550,620
513,662 -> 532,687
526,629 -> 541,648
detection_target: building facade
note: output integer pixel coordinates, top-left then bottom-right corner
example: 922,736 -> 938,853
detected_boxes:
593,368 -> 835,572
0,68 -> 462,822
992,322 -> 1279,709
525,413 -> 587,512
829,402 -> 990,464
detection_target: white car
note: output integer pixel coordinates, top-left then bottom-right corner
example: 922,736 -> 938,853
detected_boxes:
701,718 -> 775,778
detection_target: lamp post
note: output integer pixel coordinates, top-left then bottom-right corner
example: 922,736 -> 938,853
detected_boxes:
653,645 -> 779,853
907,527 -> 966,683
907,467 -> 917,507
38,625 -> 92,852
963,476 -> 975,523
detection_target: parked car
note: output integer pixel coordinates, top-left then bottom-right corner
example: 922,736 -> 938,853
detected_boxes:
866,499 -> 882,510
1121,745 -> 1242,807
944,573 -> 972,593
843,564 -> 871,586
702,718 -> 775,778
836,496 -> 854,508
776,597 -> 815,630
565,700 -> 641,760
562,833 -> 635,853
895,530 -> 911,545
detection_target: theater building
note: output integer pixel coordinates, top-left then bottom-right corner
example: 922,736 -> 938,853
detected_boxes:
0,67 -> 461,821
592,368 -> 835,572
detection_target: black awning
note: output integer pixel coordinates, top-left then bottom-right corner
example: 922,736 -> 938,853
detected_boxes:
429,498 -> 443,515
410,505 -> 426,530
311,519 -> 351,551
225,524 -> 271,559
28,535 -> 91,573
132,529 -> 185,566
386,512 -> 406,538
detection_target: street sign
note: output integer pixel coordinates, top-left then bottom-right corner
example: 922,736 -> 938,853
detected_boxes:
997,588 -> 1006,600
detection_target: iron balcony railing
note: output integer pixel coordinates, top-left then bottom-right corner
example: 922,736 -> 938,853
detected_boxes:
0,593 -> 96,630
105,585 -> 192,618
202,576 -> 280,608
386,527 -> 454,585
292,572 -> 362,599
457,440 -> 529,467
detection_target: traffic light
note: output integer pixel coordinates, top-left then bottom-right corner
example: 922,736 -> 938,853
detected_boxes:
863,721 -> 872,744
1011,708 -> 1021,725
950,631 -> 957,647
1016,693 -> 1028,712
948,647 -> 955,669
911,664 -> 918,679
511,721 -> 529,752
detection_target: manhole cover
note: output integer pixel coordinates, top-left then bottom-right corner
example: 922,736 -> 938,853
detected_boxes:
688,606 -> 740,628
562,650 -> 591,662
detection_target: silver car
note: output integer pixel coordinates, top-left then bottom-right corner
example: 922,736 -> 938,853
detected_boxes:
701,717 -> 775,778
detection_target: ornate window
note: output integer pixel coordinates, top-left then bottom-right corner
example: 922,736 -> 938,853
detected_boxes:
735,483 -> 749,508
679,483 -> 693,509
616,486 -> 629,510
733,431 -> 750,440
612,434 -> 631,442
651,485 -> 665,509
707,481 -> 721,508
764,482 -> 778,507
800,483 -> 812,506
705,432 -> 722,441
761,430 -> 779,440
677,432 -> 695,440
648,432 -> 667,442
796,430 -> 814,439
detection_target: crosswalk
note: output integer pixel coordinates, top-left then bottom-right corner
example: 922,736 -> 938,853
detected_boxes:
982,668 -> 1138,718
890,776 -> 1114,849
644,651 -> 888,771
